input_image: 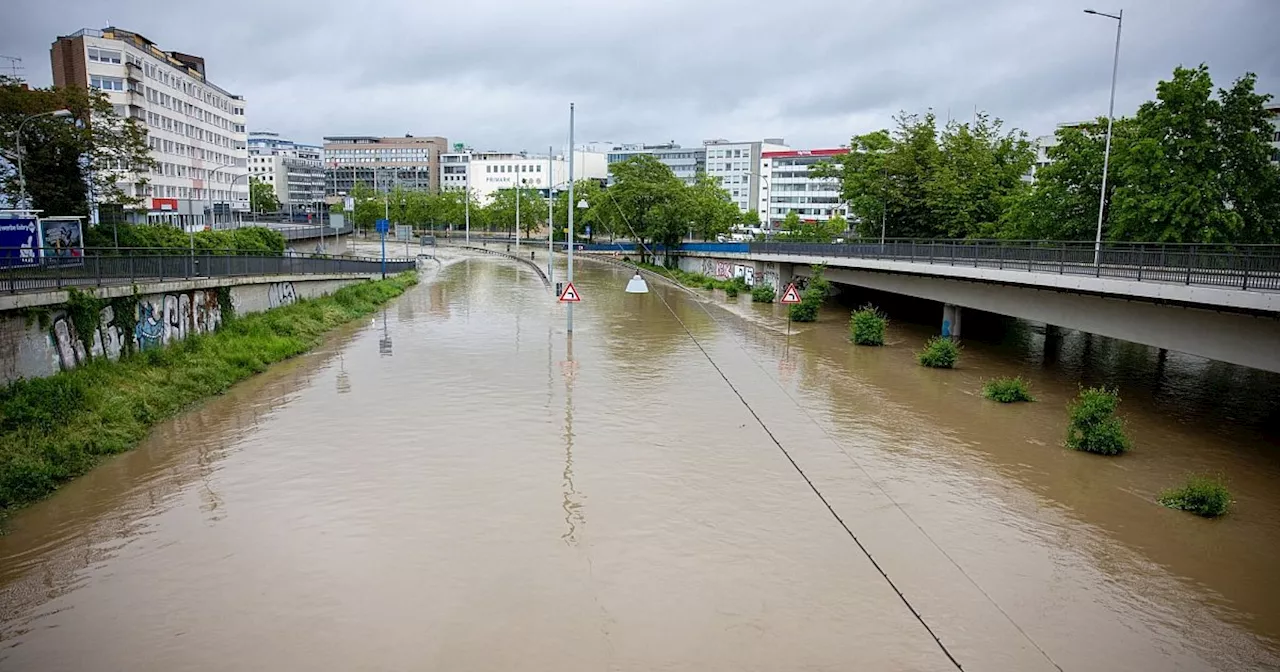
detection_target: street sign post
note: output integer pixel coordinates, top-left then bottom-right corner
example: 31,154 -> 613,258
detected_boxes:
376,218 -> 389,279
780,282 -> 802,351
558,282 -> 581,303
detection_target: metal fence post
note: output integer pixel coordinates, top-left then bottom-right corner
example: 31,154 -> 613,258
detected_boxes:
1185,246 -> 1195,285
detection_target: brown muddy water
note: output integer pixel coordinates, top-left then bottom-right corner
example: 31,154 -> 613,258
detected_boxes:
1,250 -> 1278,671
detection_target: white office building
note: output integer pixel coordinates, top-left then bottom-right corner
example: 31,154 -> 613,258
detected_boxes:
458,150 -> 607,202
52,27 -> 248,229
248,132 -> 324,213
605,143 -> 705,185
703,138 -> 788,213
757,148 -> 849,229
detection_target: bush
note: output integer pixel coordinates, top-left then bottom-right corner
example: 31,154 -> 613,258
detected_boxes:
917,336 -> 960,368
982,376 -> 1035,403
849,304 -> 887,345
723,276 -> 748,298
85,224 -> 286,255
751,285 -> 776,303
789,265 -> 828,323
1158,475 -> 1232,517
1065,386 -> 1130,455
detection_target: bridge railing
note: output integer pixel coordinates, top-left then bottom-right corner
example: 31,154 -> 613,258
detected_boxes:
747,240 -> 1280,291
0,247 -> 417,294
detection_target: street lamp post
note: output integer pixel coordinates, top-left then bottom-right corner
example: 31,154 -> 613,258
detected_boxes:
464,154 -> 471,244
1085,7 -> 1123,266
566,103 -> 576,333
515,175 -> 521,251
547,146 -> 554,286
15,109 -> 73,209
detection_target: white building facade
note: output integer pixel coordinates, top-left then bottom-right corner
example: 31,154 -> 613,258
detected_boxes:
457,150 -> 607,202
248,132 -> 324,213
703,138 -> 788,213
52,27 -> 248,229
757,148 -> 849,229
605,143 -> 705,186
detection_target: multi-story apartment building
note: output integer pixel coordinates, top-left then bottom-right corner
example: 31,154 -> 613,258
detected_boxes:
247,132 -> 324,213
443,149 -> 608,202
757,148 -> 849,229
51,27 -> 249,229
605,143 -> 705,185
322,135 -> 448,200
703,138 -> 788,213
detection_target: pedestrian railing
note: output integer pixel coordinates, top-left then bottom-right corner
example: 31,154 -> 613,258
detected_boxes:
0,247 -> 417,294
746,240 -> 1280,292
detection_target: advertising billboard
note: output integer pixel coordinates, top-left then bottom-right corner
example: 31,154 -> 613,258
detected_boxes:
0,215 -> 40,268
39,217 -> 85,267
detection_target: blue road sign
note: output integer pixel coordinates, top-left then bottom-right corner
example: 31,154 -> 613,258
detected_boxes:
375,218 -> 390,234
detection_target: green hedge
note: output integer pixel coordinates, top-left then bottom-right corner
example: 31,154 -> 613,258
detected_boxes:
0,272 -> 417,515
85,224 -> 286,255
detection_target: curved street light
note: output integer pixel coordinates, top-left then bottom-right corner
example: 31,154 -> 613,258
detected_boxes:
15,109 -> 73,209
1084,8 -> 1124,266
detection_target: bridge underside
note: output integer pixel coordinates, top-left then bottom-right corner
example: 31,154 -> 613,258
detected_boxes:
794,266 -> 1280,374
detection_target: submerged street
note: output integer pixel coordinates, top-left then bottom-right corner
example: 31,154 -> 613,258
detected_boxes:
2,250 -> 1279,671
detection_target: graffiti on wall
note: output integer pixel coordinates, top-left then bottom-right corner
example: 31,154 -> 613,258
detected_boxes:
51,288 -> 227,371
714,261 -> 734,280
268,282 -> 297,309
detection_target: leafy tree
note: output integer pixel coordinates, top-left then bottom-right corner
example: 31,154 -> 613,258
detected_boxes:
682,173 -> 738,241
609,155 -> 686,257
818,112 -> 1032,240
780,211 -> 801,232
484,187 -> 545,237
0,76 -> 154,215
249,177 -> 279,213
554,179 -> 614,242
740,209 -> 761,229
1008,66 -> 1280,244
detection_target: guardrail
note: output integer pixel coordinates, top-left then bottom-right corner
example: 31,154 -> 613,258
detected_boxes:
742,240 -> 1280,292
0,247 -> 417,294
454,245 -> 550,289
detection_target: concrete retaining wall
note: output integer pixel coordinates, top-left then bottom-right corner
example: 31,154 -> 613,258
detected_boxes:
0,274 -> 369,385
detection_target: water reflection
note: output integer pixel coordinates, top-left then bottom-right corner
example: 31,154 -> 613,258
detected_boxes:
561,335 -> 583,544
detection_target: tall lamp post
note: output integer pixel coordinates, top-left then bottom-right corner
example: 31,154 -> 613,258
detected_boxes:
1085,7 -> 1123,266
566,103 -> 576,333
15,109 -> 74,209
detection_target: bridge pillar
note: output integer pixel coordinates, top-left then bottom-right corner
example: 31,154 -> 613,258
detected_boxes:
942,303 -> 962,339
776,263 -> 795,292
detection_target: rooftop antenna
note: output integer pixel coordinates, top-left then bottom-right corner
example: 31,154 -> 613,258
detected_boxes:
0,55 -> 24,81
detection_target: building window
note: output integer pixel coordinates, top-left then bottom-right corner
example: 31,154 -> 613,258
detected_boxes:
88,47 -> 122,64
90,75 -> 125,91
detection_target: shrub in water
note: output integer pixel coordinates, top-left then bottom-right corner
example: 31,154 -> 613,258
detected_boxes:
917,336 -> 960,368
982,376 -> 1035,403
1158,475 -> 1232,517
849,304 -> 887,346
751,285 -> 775,303
1065,386 -> 1130,455
789,265 -> 828,323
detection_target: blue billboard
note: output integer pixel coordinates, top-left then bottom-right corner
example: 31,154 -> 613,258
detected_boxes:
0,216 -> 40,268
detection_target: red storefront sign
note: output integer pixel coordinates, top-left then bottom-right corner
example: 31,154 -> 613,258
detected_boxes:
151,198 -> 178,211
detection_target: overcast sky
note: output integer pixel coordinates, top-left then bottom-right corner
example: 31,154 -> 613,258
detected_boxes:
5,0 -> 1277,152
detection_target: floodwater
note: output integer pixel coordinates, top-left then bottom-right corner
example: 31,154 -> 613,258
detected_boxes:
2,249 -> 1279,671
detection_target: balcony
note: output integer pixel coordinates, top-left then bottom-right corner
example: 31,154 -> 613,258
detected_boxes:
125,61 -> 143,82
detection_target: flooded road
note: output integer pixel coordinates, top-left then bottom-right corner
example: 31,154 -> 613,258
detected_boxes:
2,249 -> 1279,671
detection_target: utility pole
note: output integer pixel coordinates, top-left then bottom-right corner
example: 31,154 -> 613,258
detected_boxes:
515,171 -> 521,251
464,151 -> 471,244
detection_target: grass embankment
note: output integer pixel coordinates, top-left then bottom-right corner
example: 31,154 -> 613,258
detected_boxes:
0,271 -> 418,515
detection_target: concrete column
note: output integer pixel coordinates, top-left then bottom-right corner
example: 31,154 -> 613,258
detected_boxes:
942,303 -> 962,338
776,262 -> 795,292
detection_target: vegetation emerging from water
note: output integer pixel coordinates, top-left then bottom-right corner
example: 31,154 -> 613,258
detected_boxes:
788,265 -> 829,323
917,336 -> 960,368
750,285 -> 776,303
0,272 -> 418,516
849,304 -> 887,345
1158,475 -> 1232,518
982,376 -> 1035,403
1065,386 -> 1130,455
637,261 -> 750,297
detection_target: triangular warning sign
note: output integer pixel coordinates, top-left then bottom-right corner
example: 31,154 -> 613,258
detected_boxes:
558,282 -> 581,302
780,283 -> 802,304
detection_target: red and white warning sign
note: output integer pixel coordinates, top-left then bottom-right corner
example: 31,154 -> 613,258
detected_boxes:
558,282 -> 581,302
779,283 -> 802,304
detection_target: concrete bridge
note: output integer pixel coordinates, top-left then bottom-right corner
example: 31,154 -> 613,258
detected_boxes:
658,240 -> 1280,374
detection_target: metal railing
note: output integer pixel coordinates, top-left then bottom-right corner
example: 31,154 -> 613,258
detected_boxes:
1,247 -> 417,294
745,240 -> 1280,292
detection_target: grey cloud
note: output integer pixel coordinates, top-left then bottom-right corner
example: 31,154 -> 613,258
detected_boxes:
4,0 -> 1277,151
